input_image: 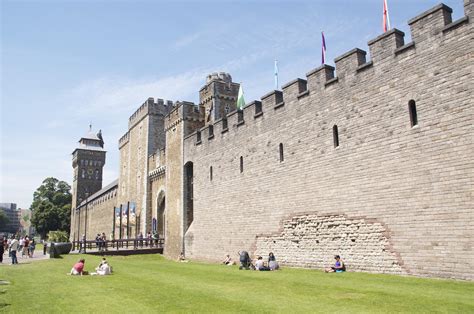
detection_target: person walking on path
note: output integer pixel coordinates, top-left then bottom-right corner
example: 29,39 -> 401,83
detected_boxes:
9,236 -> 19,265
28,239 -> 36,258
0,237 -> 5,263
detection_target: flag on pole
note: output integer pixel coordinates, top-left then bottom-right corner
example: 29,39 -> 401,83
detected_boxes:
383,0 -> 391,32
321,32 -> 326,64
236,84 -> 245,111
274,59 -> 279,90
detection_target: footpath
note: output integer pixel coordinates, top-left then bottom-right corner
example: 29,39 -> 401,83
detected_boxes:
0,250 -> 50,265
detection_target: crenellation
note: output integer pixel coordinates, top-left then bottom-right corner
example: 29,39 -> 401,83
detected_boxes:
368,29 -> 405,63
408,4 -> 453,43
442,16 -> 469,32
334,48 -> 367,79
72,2 -> 473,279
466,0 -> 473,17
128,97 -> 175,130
306,64 -> 335,91
394,42 -> 415,55
261,90 -> 283,111
250,100 -> 263,117
118,131 -> 130,148
282,78 -> 308,103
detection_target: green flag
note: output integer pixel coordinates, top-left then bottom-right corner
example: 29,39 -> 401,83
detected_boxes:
237,84 -> 245,111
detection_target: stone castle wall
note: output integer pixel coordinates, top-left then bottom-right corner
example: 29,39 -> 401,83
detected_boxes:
182,3 -> 473,279
75,183 -> 118,241
118,97 -> 174,236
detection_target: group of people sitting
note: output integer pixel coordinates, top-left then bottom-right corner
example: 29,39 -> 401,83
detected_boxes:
69,257 -> 112,276
234,251 -> 346,273
235,251 -> 280,271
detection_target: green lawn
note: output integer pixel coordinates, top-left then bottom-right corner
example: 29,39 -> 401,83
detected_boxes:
1,254 -> 473,313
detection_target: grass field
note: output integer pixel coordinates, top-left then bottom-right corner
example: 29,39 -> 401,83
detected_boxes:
1,254 -> 473,313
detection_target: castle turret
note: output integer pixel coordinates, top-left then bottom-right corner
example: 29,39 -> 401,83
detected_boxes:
71,125 -> 106,210
199,72 -> 240,124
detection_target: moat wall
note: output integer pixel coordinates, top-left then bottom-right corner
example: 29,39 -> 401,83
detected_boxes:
182,3 -> 473,279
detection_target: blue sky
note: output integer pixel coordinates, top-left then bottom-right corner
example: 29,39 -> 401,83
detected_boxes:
0,0 -> 466,208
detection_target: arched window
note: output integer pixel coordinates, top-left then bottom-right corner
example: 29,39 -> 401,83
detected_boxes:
184,162 -> 194,232
279,143 -> 284,162
240,156 -> 244,173
208,125 -> 214,139
196,130 -> 202,143
333,125 -> 339,148
222,117 -> 228,130
408,100 -> 418,127
210,166 -> 213,181
81,169 -> 86,178
95,169 -> 99,180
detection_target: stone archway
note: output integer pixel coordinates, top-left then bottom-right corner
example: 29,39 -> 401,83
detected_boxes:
156,191 -> 166,238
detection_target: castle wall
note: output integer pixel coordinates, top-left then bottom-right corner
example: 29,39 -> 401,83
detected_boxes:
163,106 -> 185,258
118,98 -> 173,236
75,183 -> 118,242
148,149 -> 166,235
182,4 -> 473,279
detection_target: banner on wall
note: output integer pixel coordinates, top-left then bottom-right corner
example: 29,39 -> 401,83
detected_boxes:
152,218 -> 157,233
114,207 -> 121,226
129,202 -> 136,225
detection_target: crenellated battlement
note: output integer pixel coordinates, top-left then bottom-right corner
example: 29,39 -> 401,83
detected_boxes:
164,101 -> 203,134
118,131 -> 130,149
128,97 -> 175,130
183,2 -> 470,147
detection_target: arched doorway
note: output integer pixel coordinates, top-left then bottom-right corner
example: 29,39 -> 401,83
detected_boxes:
157,197 -> 165,238
156,191 -> 166,238
184,162 -> 194,232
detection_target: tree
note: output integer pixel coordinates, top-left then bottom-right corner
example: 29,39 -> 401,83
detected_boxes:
0,209 -> 9,229
31,177 -> 72,239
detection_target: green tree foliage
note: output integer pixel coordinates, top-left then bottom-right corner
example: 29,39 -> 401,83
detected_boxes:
47,230 -> 69,242
0,209 -> 9,229
31,177 -> 71,239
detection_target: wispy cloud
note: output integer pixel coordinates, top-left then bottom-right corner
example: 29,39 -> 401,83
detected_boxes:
173,32 -> 202,50
1,2 -> 358,209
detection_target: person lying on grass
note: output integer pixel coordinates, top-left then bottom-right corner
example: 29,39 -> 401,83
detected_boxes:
325,255 -> 346,273
70,259 -> 87,275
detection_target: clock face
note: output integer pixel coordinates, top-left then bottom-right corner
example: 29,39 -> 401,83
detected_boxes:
87,169 -> 94,175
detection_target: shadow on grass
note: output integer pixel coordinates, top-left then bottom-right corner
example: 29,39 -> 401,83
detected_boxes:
0,303 -> 11,309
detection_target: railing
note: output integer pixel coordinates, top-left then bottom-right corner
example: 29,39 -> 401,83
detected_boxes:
72,237 -> 164,253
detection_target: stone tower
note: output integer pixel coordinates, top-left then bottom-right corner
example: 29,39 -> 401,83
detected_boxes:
199,72 -> 240,124
71,126 -> 106,210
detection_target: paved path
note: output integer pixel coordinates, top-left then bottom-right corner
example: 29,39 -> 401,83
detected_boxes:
0,250 -> 50,266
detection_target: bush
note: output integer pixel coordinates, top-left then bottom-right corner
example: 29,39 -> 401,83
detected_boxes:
47,230 -> 69,243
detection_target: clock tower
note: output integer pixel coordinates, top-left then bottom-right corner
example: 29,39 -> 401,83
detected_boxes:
71,126 -> 106,210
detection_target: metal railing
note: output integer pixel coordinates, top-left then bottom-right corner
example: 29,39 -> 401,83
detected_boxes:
72,237 -> 164,253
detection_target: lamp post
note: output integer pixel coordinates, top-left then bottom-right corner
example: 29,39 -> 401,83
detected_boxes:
77,198 -> 82,252
83,192 -> 89,253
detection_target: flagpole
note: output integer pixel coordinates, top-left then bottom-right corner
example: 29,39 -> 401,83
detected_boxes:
383,0 -> 391,32
321,32 -> 326,65
274,59 -> 279,90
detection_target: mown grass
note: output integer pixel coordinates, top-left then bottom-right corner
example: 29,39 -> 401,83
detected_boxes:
0,254 -> 473,313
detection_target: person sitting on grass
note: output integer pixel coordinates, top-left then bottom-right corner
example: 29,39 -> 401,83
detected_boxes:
70,259 -> 87,276
325,255 -> 346,273
268,252 -> 279,271
222,254 -> 234,266
95,258 -> 112,275
255,256 -> 270,271
178,252 -> 188,263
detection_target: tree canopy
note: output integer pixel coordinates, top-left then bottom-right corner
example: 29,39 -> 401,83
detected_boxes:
31,177 -> 71,239
0,209 -> 9,229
